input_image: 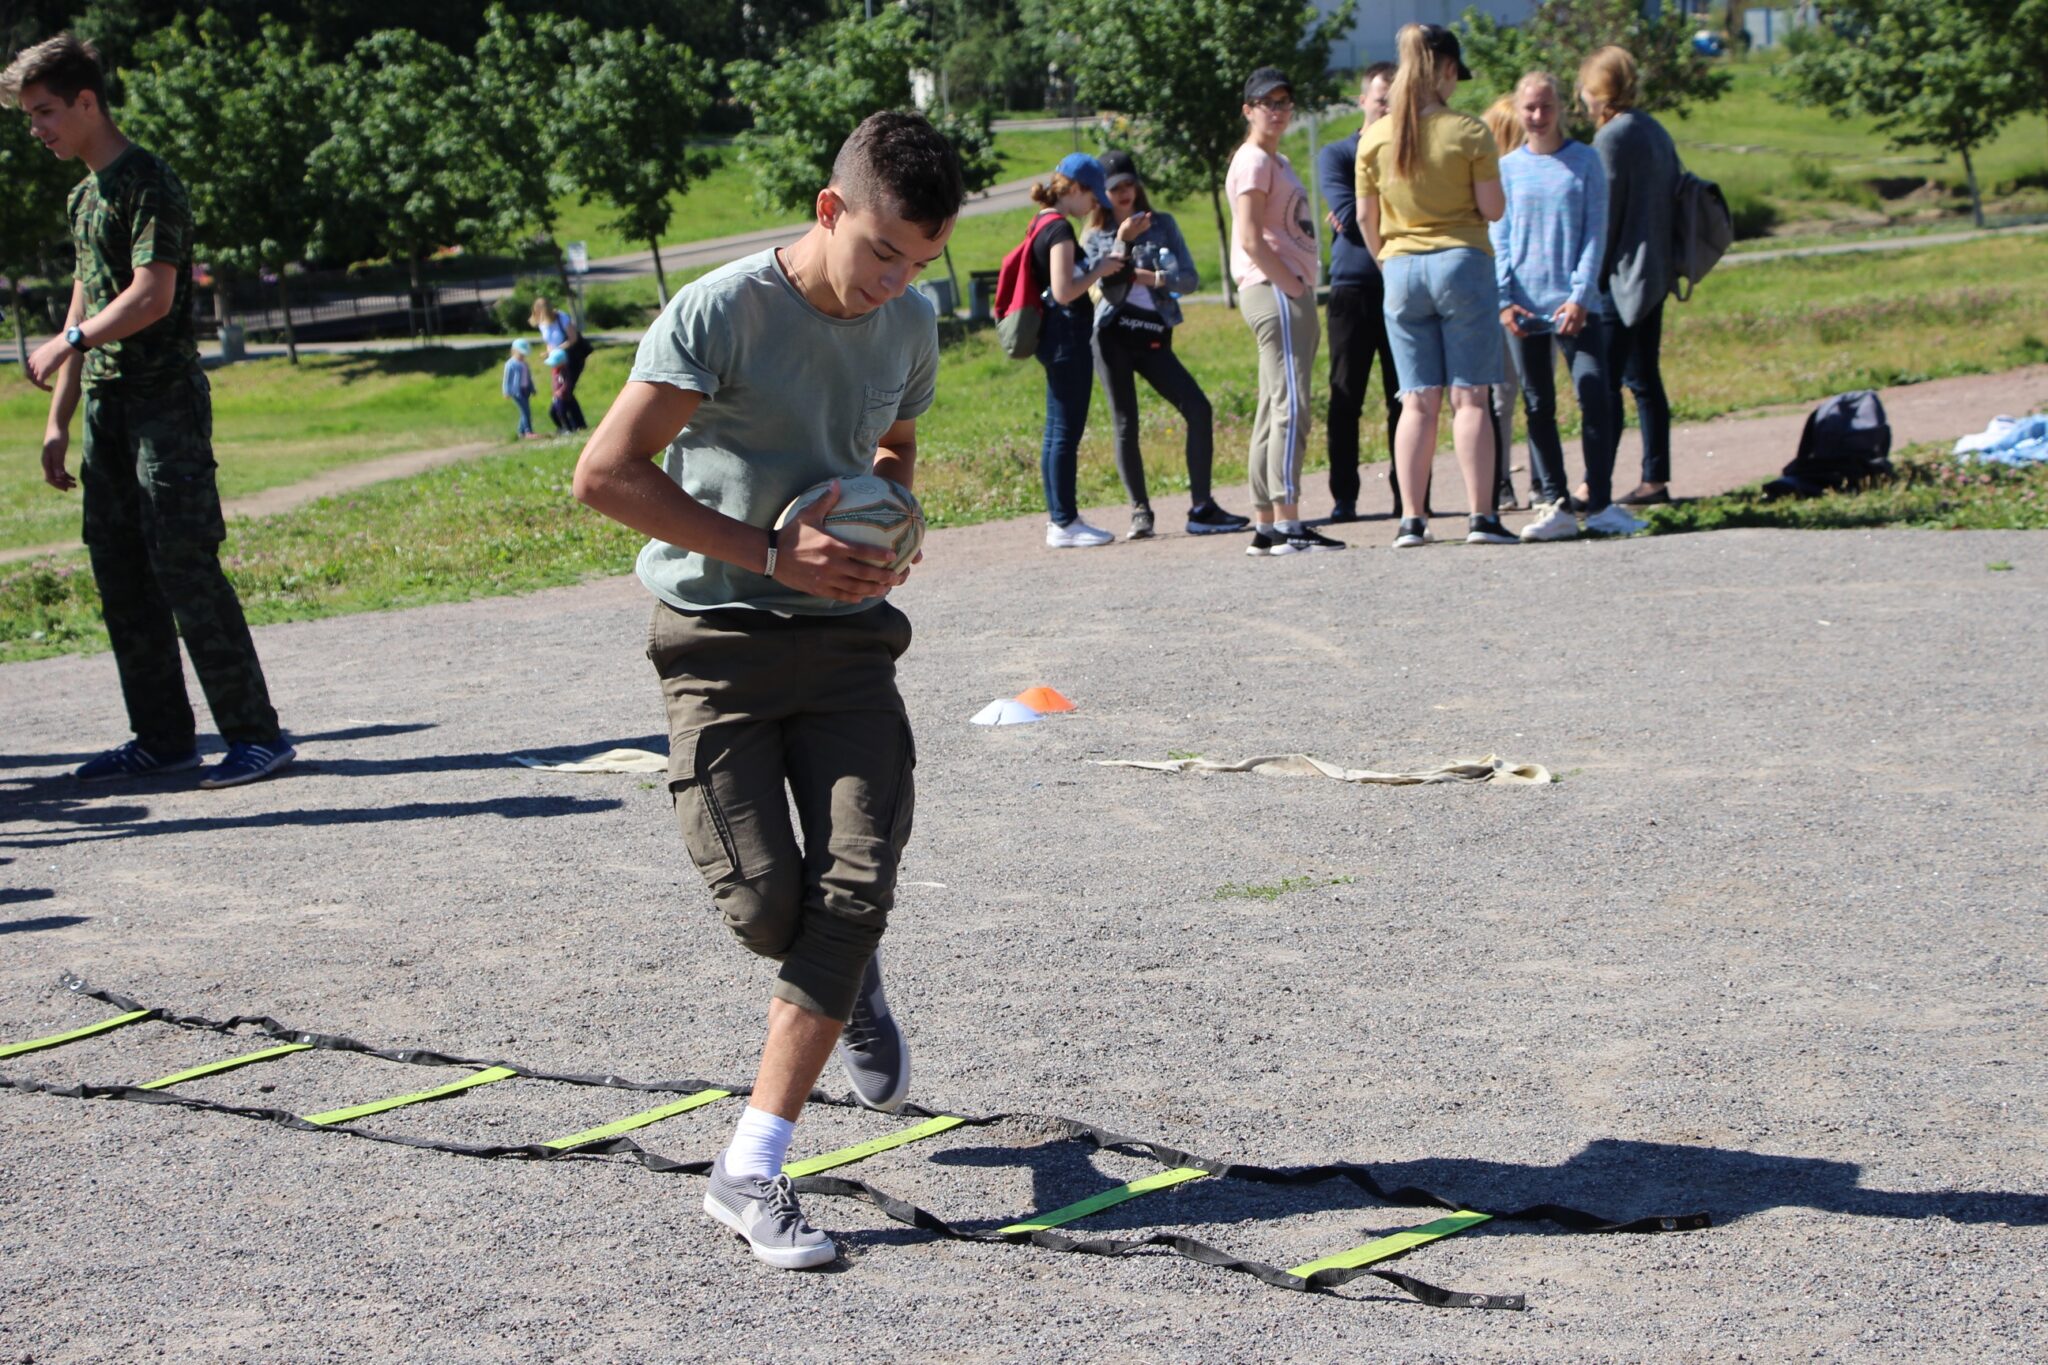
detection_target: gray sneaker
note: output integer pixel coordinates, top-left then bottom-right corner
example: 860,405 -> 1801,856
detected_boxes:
835,954 -> 910,1113
703,1156 -> 838,1269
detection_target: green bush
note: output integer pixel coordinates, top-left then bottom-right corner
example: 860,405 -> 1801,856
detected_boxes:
581,283 -> 654,330
1728,191 -> 1781,239
490,275 -> 558,335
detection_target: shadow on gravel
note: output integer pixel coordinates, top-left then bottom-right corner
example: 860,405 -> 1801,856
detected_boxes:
289,722 -> 439,744
1,887 -> 55,905
0,795 -> 623,849
0,752 -> 94,771
1,914 -> 87,935
927,1136 -> 2048,1236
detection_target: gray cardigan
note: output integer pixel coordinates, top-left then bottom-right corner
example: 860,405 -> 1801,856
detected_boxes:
1593,110 -> 1680,326
1081,210 -> 1201,330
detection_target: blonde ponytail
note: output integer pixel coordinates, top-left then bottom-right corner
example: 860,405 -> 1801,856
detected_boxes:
1387,24 -> 1439,182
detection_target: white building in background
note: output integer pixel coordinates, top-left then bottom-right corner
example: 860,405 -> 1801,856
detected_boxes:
1319,1 -> 1537,71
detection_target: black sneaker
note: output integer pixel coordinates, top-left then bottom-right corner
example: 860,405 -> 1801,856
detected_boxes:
1465,515 -> 1517,545
1285,526 -> 1346,552
1127,506 -> 1155,540
1244,530 -> 1289,557
1326,501 -> 1359,524
1393,517 -> 1434,548
1187,500 -> 1252,535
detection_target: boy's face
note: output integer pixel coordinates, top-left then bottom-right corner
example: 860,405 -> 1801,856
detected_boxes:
19,82 -> 96,161
819,191 -> 954,317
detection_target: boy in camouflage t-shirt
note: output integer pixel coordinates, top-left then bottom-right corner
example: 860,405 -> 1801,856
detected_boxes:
6,33 -> 292,788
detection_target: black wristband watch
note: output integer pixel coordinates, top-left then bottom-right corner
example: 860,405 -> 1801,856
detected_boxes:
763,522 -> 780,578
65,325 -> 89,352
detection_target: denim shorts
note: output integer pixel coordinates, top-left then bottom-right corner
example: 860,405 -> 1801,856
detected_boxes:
1382,247 -> 1504,394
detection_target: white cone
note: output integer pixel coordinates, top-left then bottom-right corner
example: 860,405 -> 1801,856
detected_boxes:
971,698 -> 1041,726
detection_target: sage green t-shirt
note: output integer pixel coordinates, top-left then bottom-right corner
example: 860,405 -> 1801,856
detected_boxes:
630,248 -> 938,615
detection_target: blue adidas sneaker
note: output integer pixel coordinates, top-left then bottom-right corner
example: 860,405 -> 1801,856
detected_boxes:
199,740 -> 297,789
74,740 -> 200,782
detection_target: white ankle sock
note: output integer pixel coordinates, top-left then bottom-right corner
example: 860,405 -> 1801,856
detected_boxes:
1278,519 -> 1305,536
1255,520 -> 1276,537
724,1105 -> 796,1179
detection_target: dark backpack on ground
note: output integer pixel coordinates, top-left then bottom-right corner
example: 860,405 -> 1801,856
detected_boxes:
993,210 -> 1064,360
1671,170 -> 1734,301
1763,390 -> 1893,499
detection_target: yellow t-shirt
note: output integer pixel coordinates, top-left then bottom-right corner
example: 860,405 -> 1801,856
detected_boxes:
1355,110 -> 1500,258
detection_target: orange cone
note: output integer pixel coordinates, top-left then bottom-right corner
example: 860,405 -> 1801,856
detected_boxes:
1014,685 -> 1075,713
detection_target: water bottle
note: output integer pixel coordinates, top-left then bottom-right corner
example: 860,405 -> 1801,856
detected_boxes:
1157,248 -> 1179,297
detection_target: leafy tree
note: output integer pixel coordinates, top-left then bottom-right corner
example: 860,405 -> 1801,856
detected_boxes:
1781,0 -> 2022,227
0,114 -> 74,369
730,6 -> 930,217
732,5 -> 1000,302
547,20 -> 715,302
471,4 -> 579,298
918,0 -> 1054,111
1459,0 -> 1731,126
1049,0 -> 1354,305
121,12 -> 333,363
307,29 -> 493,330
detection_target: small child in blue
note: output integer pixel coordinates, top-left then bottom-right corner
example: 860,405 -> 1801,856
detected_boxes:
502,339 -> 537,438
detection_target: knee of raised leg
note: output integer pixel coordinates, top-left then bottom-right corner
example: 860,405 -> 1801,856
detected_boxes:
716,865 -> 802,959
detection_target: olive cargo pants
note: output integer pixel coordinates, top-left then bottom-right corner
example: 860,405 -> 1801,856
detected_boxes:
648,599 -> 916,1023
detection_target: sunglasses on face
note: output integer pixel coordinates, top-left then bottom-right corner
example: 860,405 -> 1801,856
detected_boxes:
1253,97 -> 1294,113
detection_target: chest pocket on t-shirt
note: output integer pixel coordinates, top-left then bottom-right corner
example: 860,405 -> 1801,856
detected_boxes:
856,381 -> 905,454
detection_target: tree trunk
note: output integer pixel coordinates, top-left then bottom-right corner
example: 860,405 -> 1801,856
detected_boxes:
554,239 -> 575,304
1209,181 -> 1235,309
407,251 -> 426,338
942,243 -> 961,312
13,284 -> 31,371
277,268 -> 298,366
213,269 -> 232,333
649,239 -> 669,306
1960,143 -> 1984,228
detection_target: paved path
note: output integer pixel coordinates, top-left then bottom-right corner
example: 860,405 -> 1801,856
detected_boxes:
2,444 -> 2042,1360
0,441 -> 498,567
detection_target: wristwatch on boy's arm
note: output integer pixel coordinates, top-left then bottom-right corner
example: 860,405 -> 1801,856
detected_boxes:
65,325 -> 90,352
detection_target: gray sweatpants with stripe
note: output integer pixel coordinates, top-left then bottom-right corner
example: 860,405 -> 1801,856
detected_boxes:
1240,280 -> 1321,515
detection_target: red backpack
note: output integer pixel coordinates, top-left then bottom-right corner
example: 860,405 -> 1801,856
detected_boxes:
993,210 -> 1064,359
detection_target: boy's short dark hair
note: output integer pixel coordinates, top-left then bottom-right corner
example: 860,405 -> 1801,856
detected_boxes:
1362,61 -> 1398,87
831,111 -> 965,239
1,32 -> 106,109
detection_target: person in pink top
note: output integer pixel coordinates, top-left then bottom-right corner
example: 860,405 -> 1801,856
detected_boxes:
1228,66 -> 1344,556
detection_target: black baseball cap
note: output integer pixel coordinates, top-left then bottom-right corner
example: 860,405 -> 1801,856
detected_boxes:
1099,149 -> 1139,189
1419,24 -> 1474,80
1243,67 -> 1292,104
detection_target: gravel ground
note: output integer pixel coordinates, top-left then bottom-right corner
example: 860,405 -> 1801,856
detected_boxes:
2,516 -> 2045,1363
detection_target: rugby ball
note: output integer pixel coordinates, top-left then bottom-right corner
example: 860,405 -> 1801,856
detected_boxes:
774,474 -> 925,575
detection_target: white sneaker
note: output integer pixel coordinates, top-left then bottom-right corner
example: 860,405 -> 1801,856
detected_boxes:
1519,500 -> 1581,542
1046,519 -> 1114,548
1584,503 -> 1648,537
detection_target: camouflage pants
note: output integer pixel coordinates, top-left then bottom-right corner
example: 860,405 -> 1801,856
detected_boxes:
81,372 -> 279,750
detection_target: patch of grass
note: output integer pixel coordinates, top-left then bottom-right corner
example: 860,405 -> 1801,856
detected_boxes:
0,348 -> 635,552
1644,444 -> 2048,536
1667,62 -> 2048,235
1167,749 -> 1203,760
1212,874 -> 1354,902
548,130 -> 1084,261
1987,561 -> 2015,571
0,442 -> 641,662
